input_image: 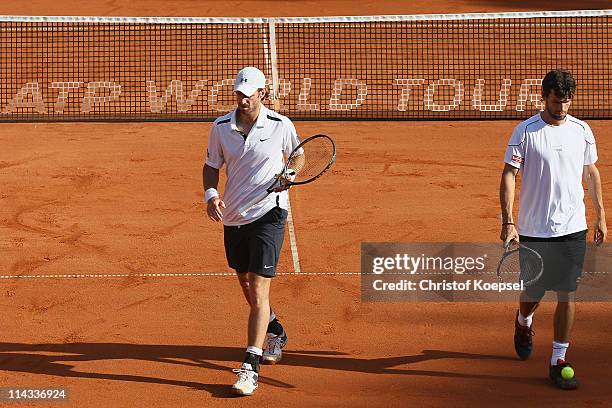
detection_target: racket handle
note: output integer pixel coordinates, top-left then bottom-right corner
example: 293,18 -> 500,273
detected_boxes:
238,191 -> 271,216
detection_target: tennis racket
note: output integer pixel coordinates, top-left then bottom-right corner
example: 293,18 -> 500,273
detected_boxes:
238,134 -> 336,216
496,240 -> 544,286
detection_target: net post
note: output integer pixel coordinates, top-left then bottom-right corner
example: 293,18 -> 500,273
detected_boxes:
267,18 -> 281,111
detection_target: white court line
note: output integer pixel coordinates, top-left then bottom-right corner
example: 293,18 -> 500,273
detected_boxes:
286,194 -> 302,273
0,272 -> 362,279
2,271 -> 606,279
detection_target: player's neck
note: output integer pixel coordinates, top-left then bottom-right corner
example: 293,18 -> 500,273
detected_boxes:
540,111 -> 567,126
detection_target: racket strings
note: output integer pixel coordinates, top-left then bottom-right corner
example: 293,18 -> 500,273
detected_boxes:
498,247 -> 543,285
498,251 -> 522,277
518,251 -> 543,284
287,137 -> 335,182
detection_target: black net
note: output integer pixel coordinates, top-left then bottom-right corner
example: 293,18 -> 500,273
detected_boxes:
1,12 -> 610,122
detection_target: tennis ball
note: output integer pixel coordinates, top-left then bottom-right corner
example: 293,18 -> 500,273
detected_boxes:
561,366 -> 574,380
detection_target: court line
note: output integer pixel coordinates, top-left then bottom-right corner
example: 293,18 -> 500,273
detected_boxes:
1,271 -> 607,279
286,194 -> 302,273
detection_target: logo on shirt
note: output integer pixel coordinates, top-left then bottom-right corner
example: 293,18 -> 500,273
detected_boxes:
260,137 -> 270,142
511,154 -> 524,164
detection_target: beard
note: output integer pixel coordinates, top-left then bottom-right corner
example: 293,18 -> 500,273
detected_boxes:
546,107 -> 566,121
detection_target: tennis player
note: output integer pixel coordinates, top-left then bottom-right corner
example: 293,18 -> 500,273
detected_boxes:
499,69 -> 607,389
203,67 -> 301,396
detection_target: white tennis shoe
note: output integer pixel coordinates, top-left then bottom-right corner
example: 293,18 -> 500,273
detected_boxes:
262,331 -> 288,364
232,363 -> 258,396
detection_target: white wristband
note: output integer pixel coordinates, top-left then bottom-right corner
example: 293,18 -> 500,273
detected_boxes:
205,188 -> 219,203
285,168 -> 297,182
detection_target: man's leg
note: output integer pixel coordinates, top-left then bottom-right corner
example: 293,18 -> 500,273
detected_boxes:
519,297 -> 540,326
246,272 -> 272,351
548,291 -> 579,389
551,291 -> 574,365
514,290 -> 541,360
236,273 -> 252,306
232,272 -> 271,396
547,231 -> 585,389
237,273 -> 279,330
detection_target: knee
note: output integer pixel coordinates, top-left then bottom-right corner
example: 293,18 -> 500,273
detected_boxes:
239,280 -> 250,291
248,285 -> 270,308
556,291 -> 575,303
249,292 -> 270,309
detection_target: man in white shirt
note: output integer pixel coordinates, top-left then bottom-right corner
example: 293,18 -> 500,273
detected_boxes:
203,67 -> 302,396
500,69 -> 607,390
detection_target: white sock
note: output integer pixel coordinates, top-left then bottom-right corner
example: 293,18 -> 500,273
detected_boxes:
517,311 -> 533,327
551,341 -> 569,365
269,310 -> 276,323
246,346 -> 263,356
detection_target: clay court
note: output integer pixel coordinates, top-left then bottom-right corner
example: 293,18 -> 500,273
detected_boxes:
1,1 -> 611,407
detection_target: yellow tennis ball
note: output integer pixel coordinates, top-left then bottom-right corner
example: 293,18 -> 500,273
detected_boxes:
561,366 -> 574,380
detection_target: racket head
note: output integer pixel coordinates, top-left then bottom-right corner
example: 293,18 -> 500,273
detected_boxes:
497,241 -> 544,286
285,134 -> 336,185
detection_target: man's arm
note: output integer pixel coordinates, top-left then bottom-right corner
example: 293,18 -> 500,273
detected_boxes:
500,163 -> 520,243
204,164 -> 225,222
583,163 -> 607,245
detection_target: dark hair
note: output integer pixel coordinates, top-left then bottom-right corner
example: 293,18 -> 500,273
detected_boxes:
542,69 -> 576,98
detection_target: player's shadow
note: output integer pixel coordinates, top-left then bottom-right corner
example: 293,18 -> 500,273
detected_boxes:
283,349 -> 536,383
0,342 -> 529,397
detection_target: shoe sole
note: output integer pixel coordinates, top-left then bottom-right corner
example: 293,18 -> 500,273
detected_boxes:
550,379 -> 579,390
232,385 -> 257,396
261,355 -> 281,365
261,336 -> 288,365
515,347 -> 531,360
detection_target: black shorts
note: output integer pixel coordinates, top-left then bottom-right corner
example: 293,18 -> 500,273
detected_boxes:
223,206 -> 288,277
519,230 -> 587,298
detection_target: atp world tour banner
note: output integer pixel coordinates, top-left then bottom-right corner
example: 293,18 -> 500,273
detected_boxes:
0,78 -> 550,119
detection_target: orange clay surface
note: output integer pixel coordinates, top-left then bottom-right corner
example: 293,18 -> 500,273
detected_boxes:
1,1 -> 611,407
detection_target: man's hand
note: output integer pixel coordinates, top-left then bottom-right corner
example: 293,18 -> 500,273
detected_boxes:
207,197 -> 225,222
594,216 -> 607,246
500,223 -> 519,246
272,169 -> 296,192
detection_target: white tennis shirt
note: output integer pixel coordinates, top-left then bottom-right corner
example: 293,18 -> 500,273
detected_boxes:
504,113 -> 598,238
206,105 -> 301,226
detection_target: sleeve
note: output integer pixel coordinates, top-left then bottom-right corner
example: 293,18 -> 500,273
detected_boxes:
283,119 -> 302,157
503,125 -> 525,169
583,122 -> 598,165
205,125 -> 224,169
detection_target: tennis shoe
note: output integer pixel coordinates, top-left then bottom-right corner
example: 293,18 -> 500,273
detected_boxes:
514,310 -> 534,360
232,363 -> 258,396
262,331 -> 288,364
549,359 -> 579,390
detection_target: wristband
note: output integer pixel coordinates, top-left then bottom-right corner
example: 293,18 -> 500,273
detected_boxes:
205,188 -> 219,202
285,168 -> 297,182
502,222 -> 514,226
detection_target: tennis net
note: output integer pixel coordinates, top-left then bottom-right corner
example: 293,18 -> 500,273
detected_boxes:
1,10 -> 610,122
